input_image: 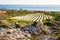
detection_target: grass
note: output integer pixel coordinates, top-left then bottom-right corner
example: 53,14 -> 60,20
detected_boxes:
9,19 -> 34,27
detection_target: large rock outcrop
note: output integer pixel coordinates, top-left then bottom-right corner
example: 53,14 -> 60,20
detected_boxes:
0,20 -> 60,40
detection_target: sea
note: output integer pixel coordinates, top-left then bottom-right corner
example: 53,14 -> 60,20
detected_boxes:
0,5 -> 60,11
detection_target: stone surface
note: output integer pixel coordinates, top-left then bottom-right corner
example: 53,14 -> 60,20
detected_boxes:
0,21 -> 60,40
0,28 -> 31,40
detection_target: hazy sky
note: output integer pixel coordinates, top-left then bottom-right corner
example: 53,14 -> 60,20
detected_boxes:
0,0 -> 60,5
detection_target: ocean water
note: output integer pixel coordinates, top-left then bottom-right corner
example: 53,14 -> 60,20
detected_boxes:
0,5 -> 60,11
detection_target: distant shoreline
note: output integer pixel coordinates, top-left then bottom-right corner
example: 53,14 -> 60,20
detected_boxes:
0,5 -> 60,11
0,8 -> 60,12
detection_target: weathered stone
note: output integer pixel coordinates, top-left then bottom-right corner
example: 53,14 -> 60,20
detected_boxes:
0,29 -> 31,40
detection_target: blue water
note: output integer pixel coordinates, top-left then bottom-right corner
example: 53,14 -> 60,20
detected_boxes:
0,5 -> 60,11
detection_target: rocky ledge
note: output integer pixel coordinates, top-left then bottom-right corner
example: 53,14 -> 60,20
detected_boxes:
0,28 -> 31,40
0,21 -> 60,40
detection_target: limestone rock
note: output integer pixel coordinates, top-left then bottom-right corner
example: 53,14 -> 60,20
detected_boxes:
0,28 -> 31,40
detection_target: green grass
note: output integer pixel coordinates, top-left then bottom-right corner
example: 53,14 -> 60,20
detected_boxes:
9,19 -> 34,27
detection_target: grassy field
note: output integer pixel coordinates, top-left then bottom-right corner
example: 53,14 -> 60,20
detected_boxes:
0,9 -> 60,27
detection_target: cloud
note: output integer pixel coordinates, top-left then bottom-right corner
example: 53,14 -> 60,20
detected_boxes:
0,0 -> 60,5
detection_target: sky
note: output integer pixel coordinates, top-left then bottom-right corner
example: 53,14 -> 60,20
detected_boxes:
0,0 -> 60,5
0,0 -> 60,11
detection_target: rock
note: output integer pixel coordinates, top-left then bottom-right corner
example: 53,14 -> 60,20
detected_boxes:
21,25 -> 41,35
0,20 -> 59,40
35,34 -> 57,40
0,28 -> 31,40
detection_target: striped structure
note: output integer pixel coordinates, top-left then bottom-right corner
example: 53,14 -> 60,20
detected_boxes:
11,13 -> 53,22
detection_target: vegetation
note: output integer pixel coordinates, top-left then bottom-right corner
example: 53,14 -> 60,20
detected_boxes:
0,8 -> 60,40
0,8 -> 60,27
